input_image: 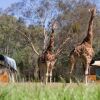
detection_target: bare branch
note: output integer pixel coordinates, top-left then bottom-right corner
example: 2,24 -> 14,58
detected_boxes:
55,24 -> 72,58
43,30 -> 49,50
14,27 -> 39,56
55,37 -> 70,57
30,41 -> 39,56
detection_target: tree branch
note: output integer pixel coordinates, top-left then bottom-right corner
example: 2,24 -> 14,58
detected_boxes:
55,37 -> 70,57
14,27 -> 39,56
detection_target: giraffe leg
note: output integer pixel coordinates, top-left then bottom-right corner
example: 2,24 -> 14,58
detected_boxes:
49,61 -> 55,84
84,56 -> 92,84
85,68 -> 88,84
69,62 -> 75,84
39,64 -> 46,84
69,55 -> 76,84
45,61 -> 50,84
46,65 -> 49,84
45,72 -> 48,85
49,70 -> 52,84
85,63 -> 89,85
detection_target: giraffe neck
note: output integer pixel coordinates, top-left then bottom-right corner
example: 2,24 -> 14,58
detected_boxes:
47,28 -> 54,52
82,11 -> 95,45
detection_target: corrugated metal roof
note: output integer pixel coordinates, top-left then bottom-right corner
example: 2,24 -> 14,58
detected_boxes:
0,55 -> 17,71
4,56 -> 17,71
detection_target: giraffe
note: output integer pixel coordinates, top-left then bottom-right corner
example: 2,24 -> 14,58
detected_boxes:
68,8 -> 96,84
38,25 -> 56,84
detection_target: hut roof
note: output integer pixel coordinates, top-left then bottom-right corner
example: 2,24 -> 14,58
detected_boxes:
91,61 -> 100,66
90,57 -> 100,65
0,55 -> 17,71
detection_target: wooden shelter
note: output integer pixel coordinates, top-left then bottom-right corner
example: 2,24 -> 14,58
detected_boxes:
0,55 -> 17,83
88,59 -> 100,82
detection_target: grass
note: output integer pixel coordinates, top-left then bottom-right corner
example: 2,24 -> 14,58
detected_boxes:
0,82 -> 100,100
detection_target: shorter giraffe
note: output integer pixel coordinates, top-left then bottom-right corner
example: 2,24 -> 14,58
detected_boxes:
38,27 -> 56,84
68,8 -> 96,84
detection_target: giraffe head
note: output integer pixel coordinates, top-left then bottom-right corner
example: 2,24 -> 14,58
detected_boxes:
50,20 -> 59,30
88,7 -> 96,17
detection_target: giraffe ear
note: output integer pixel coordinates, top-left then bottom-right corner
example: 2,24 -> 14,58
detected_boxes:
88,9 -> 91,12
53,21 -> 58,29
88,8 -> 92,12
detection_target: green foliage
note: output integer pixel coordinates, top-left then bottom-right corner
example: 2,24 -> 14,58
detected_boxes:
72,22 -> 81,33
0,15 -> 38,78
95,51 -> 100,58
0,83 -> 100,100
0,0 -> 100,81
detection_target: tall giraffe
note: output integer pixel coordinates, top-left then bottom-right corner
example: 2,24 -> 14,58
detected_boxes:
68,8 -> 96,84
38,25 -> 56,84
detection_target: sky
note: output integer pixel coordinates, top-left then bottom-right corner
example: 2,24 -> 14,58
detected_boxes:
95,0 -> 100,10
0,0 -> 21,9
0,0 -> 100,10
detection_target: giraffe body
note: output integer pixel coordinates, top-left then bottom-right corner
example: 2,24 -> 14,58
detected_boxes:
38,28 -> 56,84
69,8 -> 96,84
